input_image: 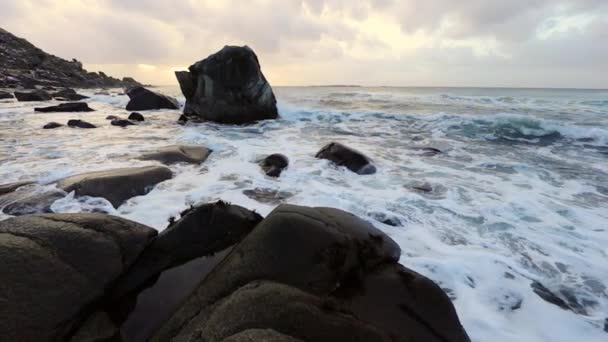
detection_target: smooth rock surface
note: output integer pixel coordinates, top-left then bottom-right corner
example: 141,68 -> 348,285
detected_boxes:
128,112 -> 145,121
316,142 -> 376,175
125,86 -> 178,111
35,102 -> 94,112
140,145 -> 212,165
0,181 -> 34,196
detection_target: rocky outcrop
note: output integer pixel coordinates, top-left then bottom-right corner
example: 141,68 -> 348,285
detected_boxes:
67,119 -> 96,128
176,46 -> 278,124
14,90 -> 52,101
43,122 -> 63,129
125,86 -> 179,111
57,166 -> 173,208
35,102 -> 94,112
0,27 -> 142,89
316,142 -> 377,175
128,112 -> 145,121
259,153 -> 289,177
0,91 -> 13,99
0,213 -> 156,341
140,145 -> 212,165
52,88 -> 89,101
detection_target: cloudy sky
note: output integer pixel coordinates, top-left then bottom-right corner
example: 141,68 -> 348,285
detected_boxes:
1,0 -> 607,88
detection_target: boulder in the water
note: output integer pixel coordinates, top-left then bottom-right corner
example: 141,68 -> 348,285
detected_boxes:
57,166 -> 173,208
14,90 -> 52,102
128,112 -> 145,121
2,190 -> 66,216
0,91 -> 14,99
67,119 -> 96,128
106,115 -> 120,120
43,122 -> 63,129
139,145 -> 212,165
52,88 -> 89,101
35,102 -> 94,112
316,142 -> 376,175
259,153 -> 289,177
176,45 -> 278,124
125,86 -> 178,111
111,119 -> 135,127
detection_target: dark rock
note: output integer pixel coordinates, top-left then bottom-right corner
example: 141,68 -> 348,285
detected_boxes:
411,147 -> 442,157
242,188 -> 294,204
139,145 -> 212,165
14,90 -> 52,101
52,88 -> 89,101
95,91 -> 111,96
177,114 -> 188,125
531,281 -> 589,315
368,212 -> 402,227
2,190 -> 66,216
67,119 -> 96,128
111,119 -> 135,127
316,142 -> 376,175
122,77 -> 143,89
57,166 -> 173,208
35,102 -> 94,112
105,115 -> 120,120
111,201 -> 262,300
176,45 -> 278,124
0,91 -> 13,99
0,181 -> 34,196
70,311 -> 120,342
128,112 -> 145,121
125,86 -> 178,111
260,153 -> 289,177
0,213 -> 156,341
43,122 -> 63,129
222,329 -> 304,342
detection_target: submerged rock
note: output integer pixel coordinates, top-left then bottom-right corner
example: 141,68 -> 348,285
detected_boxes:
43,122 -> 63,129
125,86 -> 178,111
57,166 -> 173,208
259,153 -> 289,177
35,102 -> 94,112
111,119 -> 135,127
176,45 -> 278,124
140,145 -> 212,165
14,90 -> 52,101
0,213 -> 156,341
531,281 -> 590,315
316,142 -> 376,175
128,112 -> 145,121
67,119 -> 96,128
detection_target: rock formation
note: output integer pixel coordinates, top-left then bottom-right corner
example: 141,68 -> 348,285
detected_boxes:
316,142 -> 377,175
125,86 -> 179,111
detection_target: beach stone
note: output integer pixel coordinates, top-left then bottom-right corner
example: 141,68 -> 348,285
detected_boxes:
125,86 -> 178,111
111,119 -> 135,127
2,189 -> 66,216
67,119 -> 96,128
316,142 -> 376,175
57,166 -> 173,208
259,153 -> 288,177
128,112 -> 145,121
0,91 -> 13,99
0,213 -> 156,341
140,145 -> 212,165
176,46 -> 278,124
35,102 -> 94,112
52,88 -> 89,101
43,122 -> 63,129
14,90 -> 52,101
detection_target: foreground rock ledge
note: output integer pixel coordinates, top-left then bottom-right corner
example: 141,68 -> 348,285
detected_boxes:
176,45 -> 278,124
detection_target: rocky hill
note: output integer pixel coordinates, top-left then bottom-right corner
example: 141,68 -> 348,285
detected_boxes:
0,27 -> 141,89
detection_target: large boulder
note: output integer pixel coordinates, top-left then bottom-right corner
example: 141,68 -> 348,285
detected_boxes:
316,142 -> 377,175
125,86 -> 179,111
57,166 -> 173,208
35,102 -> 94,112
176,45 -> 278,124
14,90 -> 52,101
139,145 -> 212,165
0,213 -> 157,341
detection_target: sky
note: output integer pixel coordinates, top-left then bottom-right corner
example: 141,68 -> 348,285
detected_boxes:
1,0 -> 607,88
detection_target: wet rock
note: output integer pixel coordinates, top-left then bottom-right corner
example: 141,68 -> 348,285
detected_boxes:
2,189 -> 66,216
259,153 -> 289,177
67,119 -> 96,128
176,46 -> 278,124
316,142 -> 376,175
43,122 -> 63,129
531,281 -> 589,315
14,90 -> 52,101
177,114 -> 188,125
368,212 -> 402,227
111,201 -> 262,299
35,102 -> 94,112
0,213 -> 156,341
242,188 -> 294,204
111,119 -> 135,127
125,86 -> 178,111
105,115 -> 120,120
410,146 -> 442,157
222,329 -> 304,342
70,311 -> 119,342
0,91 -> 13,99
57,166 -> 173,208
128,112 -> 145,121
0,181 -> 34,196
52,88 -> 89,101
140,145 -> 212,165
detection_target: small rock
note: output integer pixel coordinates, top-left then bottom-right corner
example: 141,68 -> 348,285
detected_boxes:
14,90 -> 52,102
177,114 -> 188,125
139,145 -> 212,165
316,142 -> 376,175
0,91 -> 14,99
111,119 -> 135,127
67,119 -> 96,128
243,188 -> 294,204
105,115 -> 120,120
43,122 -> 63,129
128,112 -> 145,121
35,102 -> 94,112
0,181 -> 34,196
259,154 -> 289,177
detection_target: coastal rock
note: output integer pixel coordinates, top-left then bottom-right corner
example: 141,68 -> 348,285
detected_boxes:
14,90 -> 52,101
106,115 -> 120,120
222,329 -> 304,342
52,88 -> 89,101
35,102 -> 94,112
0,181 -> 34,196
140,145 -> 212,165
0,91 -> 13,99
57,166 -> 173,208
67,119 -> 96,128
316,142 -> 377,175
259,153 -> 289,177
111,201 -> 262,299
43,122 -> 63,129
125,86 -> 179,111
128,112 -> 145,121
0,213 -> 156,341
2,189 -> 66,216
111,119 -> 135,127
176,45 -> 278,124
242,188 -> 294,204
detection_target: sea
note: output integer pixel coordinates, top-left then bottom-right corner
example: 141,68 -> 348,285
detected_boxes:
1,86 -> 607,341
